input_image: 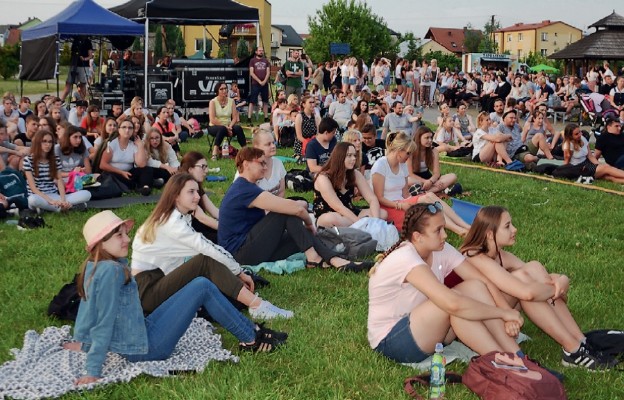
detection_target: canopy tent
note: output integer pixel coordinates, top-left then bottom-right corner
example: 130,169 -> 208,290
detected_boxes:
529,64 -> 559,73
20,0 -> 143,81
111,0 -> 260,103
110,0 -> 259,25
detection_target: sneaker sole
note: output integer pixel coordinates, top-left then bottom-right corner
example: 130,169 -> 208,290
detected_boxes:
561,359 -> 610,372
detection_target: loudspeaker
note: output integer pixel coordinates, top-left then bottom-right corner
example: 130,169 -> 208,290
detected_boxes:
219,24 -> 235,38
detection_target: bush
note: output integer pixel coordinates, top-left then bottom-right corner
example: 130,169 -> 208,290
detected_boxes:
0,44 -> 20,80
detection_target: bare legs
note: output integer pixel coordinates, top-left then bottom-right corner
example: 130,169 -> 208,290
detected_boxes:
595,164 -> 624,183
478,141 -> 513,165
531,133 -> 554,159
408,280 -> 520,354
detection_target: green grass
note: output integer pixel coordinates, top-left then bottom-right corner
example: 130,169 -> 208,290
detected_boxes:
1,134 -> 624,399
0,67 -> 71,97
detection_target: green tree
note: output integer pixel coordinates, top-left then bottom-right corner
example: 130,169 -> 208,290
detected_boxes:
237,39 -> 250,59
152,24 -> 185,57
402,31 -> 421,61
479,16 -> 501,53
0,44 -> 19,80
305,0 -> 395,62
463,23 -> 482,53
60,42 -> 72,66
421,50 -> 461,71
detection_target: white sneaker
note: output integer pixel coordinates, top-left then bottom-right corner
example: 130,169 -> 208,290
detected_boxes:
249,300 -> 294,320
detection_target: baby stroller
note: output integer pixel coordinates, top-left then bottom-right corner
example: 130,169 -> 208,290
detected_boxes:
578,93 -> 618,137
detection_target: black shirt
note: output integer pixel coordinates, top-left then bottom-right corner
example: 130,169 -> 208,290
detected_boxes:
362,139 -> 386,170
595,131 -> 624,166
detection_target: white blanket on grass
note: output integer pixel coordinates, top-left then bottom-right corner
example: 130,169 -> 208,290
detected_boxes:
0,318 -> 238,400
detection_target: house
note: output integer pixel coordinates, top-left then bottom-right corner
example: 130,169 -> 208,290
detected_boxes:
1,17 -> 41,47
271,24 -> 304,64
494,20 -> 582,59
420,27 -> 481,57
180,0 -> 271,59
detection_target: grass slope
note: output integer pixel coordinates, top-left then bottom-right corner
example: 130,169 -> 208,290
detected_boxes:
1,136 -> 623,399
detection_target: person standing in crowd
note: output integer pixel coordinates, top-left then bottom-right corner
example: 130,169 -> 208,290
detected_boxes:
60,36 -> 92,103
248,47 -> 271,125
284,50 -> 305,97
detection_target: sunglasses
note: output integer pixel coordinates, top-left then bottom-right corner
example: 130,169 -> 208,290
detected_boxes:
194,164 -> 208,170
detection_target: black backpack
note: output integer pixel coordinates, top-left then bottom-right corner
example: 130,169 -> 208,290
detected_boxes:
285,169 -> 313,192
279,126 -> 296,147
48,275 -> 81,321
585,330 -> 624,361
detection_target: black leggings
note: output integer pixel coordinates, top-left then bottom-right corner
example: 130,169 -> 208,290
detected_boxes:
208,124 -> 246,148
234,212 -> 339,265
108,166 -> 154,190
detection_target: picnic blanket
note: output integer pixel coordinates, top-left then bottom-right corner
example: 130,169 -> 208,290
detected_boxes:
243,252 -> 307,275
0,319 -> 238,400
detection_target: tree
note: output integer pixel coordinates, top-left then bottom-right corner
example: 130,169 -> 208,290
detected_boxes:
153,24 -> 185,58
0,44 -> 19,80
463,23 -> 481,53
479,16 -> 501,53
421,50 -> 461,72
305,0 -> 395,62
402,31 -> 421,61
237,39 -> 250,59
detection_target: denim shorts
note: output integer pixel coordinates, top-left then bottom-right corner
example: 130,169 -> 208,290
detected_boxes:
374,316 -> 430,363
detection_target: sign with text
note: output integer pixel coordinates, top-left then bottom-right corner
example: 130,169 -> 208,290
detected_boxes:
182,67 -> 250,103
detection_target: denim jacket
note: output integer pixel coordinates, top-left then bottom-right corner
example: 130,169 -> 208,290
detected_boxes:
73,258 -> 148,377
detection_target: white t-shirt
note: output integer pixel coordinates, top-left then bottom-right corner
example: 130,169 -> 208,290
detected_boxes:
368,242 -> 464,349
234,157 -> 286,196
370,156 -> 408,201
471,128 -> 488,159
562,136 -> 589,166
107,138 -> 138,171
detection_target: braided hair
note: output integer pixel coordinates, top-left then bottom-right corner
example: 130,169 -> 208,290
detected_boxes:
369,203 -> 440,276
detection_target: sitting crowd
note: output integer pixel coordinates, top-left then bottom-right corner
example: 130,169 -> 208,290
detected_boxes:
3,63 -> 623,394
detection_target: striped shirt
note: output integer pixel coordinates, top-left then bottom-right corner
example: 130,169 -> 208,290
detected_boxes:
23,155 -> 61,195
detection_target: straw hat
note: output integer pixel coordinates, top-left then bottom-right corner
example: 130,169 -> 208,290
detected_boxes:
83,210 -> 134,251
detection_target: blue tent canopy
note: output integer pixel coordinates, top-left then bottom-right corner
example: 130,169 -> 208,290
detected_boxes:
22,0 -> 144,41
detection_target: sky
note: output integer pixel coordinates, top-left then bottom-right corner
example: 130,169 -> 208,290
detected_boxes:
0,0 -> 621,39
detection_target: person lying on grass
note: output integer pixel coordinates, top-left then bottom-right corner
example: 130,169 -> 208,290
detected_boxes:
460,206 -> 618,370
131,173 -> 294,320
367,202 -> 525,364
370,131 -> 470,235
407,126 -> 457,195
66,210 -> 286,385
312,141 -> 386,228
219,147 -> 372,273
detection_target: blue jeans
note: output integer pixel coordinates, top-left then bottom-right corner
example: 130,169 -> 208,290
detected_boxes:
125,277 -> 256,362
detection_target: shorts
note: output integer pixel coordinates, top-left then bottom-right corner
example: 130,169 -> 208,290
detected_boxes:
67,66 -> 88,85
512,145 -> 530,162
374,316 -> 430,363
341,76 -> 349,85
249,84 -> 269,104
526,138 -> 539,155
395,78 -> 402,85
348,77 -> 357,85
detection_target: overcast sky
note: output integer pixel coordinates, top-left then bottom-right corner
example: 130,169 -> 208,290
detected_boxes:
1,0 -> 621,39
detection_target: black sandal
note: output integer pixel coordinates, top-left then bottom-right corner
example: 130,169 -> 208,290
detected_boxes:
256,323 -> 288,344
239,335 -> 279,353
306,259 -> 330,269
338,261 -> 374,273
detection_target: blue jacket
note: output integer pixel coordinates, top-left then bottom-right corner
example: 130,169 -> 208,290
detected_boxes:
73,259 -> 148,377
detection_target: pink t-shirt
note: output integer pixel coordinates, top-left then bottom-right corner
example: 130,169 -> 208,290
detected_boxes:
367,241 -> 465,349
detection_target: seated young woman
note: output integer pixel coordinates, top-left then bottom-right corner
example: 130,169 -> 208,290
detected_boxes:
144,127 -> 179,185
471,111 -> 513,165
23,130 -> 91,212
131,173 -> 293,320
235,128 -> 287,197
371,131 -> 470,235
434,116 -> 470,154
407,126 -> 457,194
460,206 -> 617,370
313,142 -> 386,228
98,119 -> 155,196
521,110 -> 555,160
368,203 -> 524,364
178,151 -> 220,243
54,124 -> 92,182
219,147 -> 372,272
554,123 -> 624,183
66,211 -> 286,385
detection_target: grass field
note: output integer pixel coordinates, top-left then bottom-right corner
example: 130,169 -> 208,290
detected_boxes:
1,134 -> 624,399
0,67 -> 70,98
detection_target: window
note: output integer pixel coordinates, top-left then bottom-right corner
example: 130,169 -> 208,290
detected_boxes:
540,49 -> 547,56
518,49 -> 523,58
518,33 -> 523,41
507,34 -> 512,42
194,39 -> 212,53
541,32 -> 548,41
451,41 -> 457,47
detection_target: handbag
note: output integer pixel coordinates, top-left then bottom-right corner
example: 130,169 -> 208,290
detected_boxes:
350,217 -> 399,252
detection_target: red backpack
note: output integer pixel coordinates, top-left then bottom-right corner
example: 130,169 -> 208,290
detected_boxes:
463,351 -> 567,400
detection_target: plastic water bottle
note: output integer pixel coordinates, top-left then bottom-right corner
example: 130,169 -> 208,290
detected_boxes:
429,343 -> 446,399
221,141 -> 230,159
